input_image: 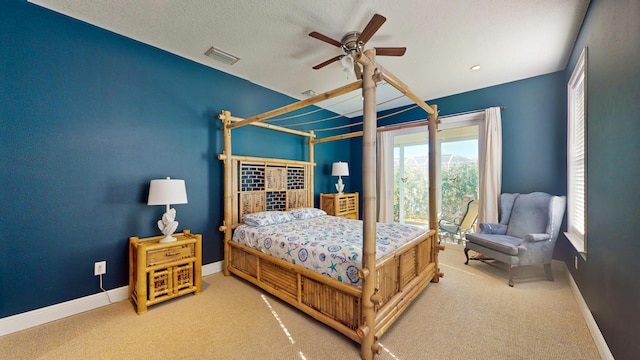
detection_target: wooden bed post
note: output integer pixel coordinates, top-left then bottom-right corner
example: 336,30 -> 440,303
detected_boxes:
428,105 -> 445,280
428,105 -> 438,231
309,130 -> 315,207
219,110 -> 233,276
358,48 -> 380,360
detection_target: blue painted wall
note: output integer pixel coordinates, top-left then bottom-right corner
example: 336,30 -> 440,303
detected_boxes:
559,1 -> 640,358
0,0 -> 347,317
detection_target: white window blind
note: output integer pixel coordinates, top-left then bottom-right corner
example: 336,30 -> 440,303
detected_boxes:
566,48 -> 587,256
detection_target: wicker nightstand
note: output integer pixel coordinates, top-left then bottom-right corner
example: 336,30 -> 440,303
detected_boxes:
320,192 -> 359,219
129,230 -> 202,314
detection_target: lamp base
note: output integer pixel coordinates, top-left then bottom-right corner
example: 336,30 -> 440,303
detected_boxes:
157,208 -> 179,243
335,177 -> 345,194
159,235 -> 177,243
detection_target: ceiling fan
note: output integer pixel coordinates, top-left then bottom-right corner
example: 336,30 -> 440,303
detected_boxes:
309,14 -> 406,79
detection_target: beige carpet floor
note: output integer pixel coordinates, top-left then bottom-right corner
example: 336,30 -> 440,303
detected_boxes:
0,244 -> 600,359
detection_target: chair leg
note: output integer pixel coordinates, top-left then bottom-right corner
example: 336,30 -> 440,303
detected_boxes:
464,247 -> 470,264
508,266 -> 515,287
544,263 -> 554,282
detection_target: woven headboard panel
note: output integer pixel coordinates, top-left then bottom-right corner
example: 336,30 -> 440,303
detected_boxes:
231,157 -> 313,226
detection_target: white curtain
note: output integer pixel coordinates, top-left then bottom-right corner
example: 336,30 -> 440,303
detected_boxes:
478,107 -> 502,223
376,132 -> 394,223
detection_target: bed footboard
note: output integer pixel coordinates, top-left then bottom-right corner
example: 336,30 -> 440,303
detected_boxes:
226,228 -> 438,344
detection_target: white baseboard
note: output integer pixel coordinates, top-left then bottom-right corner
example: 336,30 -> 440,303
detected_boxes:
0,286 -> 129,336
0,260 -> 223,337
202,260 -> 223,276
562,262 -> 614,360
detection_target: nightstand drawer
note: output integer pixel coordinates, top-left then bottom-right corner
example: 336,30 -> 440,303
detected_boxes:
342,212 -> 358,220
337,196 -> 357,213
147,243 -> 195,266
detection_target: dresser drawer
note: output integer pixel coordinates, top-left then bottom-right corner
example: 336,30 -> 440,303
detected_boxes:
147,243 -> 195,266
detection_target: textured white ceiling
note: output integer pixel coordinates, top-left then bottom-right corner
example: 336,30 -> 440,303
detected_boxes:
30,0 -> 590,118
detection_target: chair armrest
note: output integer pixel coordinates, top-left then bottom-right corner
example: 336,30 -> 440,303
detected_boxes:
479,223 -> 507,234
523,233 -> 551,242
439,217 -> 461,227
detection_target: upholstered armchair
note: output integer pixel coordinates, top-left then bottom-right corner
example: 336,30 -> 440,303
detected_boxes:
464,192 -> 566,286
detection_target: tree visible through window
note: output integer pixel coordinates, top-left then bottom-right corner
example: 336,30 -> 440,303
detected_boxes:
392,130 -> 478,226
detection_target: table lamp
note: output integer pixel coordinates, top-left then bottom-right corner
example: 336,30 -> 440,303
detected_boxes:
147,177 -> 188,243
332,161 -> 349,194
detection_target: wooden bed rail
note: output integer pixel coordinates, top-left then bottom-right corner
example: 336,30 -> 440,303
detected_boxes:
219,112 -> 314,137
226,80 -> 362,130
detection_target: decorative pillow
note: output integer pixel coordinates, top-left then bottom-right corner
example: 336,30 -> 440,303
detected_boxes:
243,211 -> 294,227
289,207 -> 327,220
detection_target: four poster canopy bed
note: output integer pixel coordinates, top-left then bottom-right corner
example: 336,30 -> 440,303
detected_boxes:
217,49 -> 444,359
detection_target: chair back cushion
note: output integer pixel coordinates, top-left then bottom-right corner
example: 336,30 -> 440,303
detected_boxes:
505,192 -> 551,239
499,193 -> 519,225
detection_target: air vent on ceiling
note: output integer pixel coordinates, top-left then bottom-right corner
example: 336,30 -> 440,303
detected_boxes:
204,47 -> 240,65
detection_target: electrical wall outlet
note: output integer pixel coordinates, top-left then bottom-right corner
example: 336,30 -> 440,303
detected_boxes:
94,261 -> 107,276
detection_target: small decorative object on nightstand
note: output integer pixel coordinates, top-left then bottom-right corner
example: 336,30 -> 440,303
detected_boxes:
320,192 -> 359,220
129,230 -> 202,314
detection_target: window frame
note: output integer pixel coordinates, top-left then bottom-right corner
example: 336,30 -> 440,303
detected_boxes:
566,47 -> 587,259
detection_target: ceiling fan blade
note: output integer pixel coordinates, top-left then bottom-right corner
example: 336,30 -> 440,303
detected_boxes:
309,31 -> 343,48
357,14 -> 386,44
375,47 -> 406,56
312,55 -> 343,70
354,63 -> 362,80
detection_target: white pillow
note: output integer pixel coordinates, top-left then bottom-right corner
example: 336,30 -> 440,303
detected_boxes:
289,207 -> 327,220
243,211 -> 295,227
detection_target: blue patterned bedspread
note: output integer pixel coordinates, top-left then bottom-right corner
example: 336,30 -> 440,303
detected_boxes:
232,215 -> 428,286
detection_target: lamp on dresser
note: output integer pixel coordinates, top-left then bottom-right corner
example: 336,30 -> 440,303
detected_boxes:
332,161 -> 349,194
147,177 -> 188,243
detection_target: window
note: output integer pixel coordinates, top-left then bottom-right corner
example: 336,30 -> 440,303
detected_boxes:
388,112 -> 482,227
566,47 -> 587,258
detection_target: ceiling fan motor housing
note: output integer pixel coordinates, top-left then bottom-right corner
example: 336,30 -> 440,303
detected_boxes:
341,31 -> 362,52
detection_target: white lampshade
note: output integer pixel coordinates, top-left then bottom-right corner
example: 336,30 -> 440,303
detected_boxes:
332,162 -> 349,177
148,177 -> 188,205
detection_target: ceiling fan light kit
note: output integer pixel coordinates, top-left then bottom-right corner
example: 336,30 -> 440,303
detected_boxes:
309,13 -> 406,77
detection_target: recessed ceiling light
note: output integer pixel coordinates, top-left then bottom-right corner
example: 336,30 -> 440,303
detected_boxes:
470,65 -> 481,71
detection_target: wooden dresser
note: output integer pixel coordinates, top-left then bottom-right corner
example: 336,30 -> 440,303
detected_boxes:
129,230 -> 202,314
320,192 -> 359,219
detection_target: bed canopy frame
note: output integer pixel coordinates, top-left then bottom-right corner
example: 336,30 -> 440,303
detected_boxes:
218,49 -> 444,360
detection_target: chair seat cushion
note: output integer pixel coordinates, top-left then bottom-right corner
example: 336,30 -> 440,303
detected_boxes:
439,223 -> 458,233
465,233 -> 523,256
